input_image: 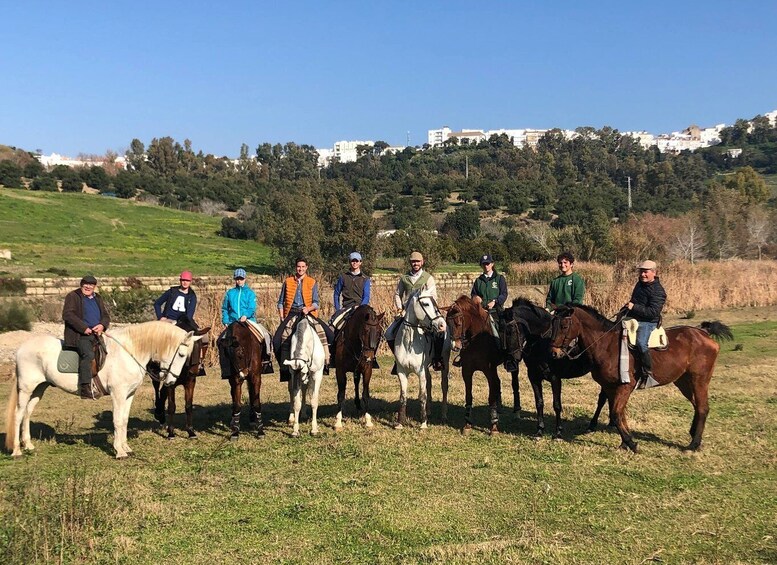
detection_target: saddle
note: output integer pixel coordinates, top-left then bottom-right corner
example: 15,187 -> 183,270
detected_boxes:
279,315 -> 330,371
331,307 -> 355,331
622,319 -> 668,350
59,338 -> 109,399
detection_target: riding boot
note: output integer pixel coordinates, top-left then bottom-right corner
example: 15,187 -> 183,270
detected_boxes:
79,382 -> 95,400
388,339 -> 397,375
323,364 -> 330,376
431,334 -> 445,371
638,349 -> 659,389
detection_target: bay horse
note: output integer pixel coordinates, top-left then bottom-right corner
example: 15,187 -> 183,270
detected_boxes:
151,316 -> 211,439
5,321 -> 202,459
333,305 -> 385,430
550,304 -> 733,452
446,295 -> 515,435
392,291 -> 450,429
283,316 -> 326,437
500,298 -> 611,439
221,321 -> 268,440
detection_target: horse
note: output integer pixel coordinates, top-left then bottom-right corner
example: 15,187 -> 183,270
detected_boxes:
220,321 -> 269,440
151,316 -> 211,439
446,295 -> 517,435
393,291 -> 450,429
5,321 -> 202,459
283,316 -> 326,437
333,305 -> 385,430
550,304 -> 733,452
500,298 -> 611,439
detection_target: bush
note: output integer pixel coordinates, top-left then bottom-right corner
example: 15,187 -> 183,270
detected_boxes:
0,301 -> 32,332
60,175 -> 84,193
31,175 -> 58,192
0,160 -> 23,188
103,288 -> 156,323
0,277 -> 27,296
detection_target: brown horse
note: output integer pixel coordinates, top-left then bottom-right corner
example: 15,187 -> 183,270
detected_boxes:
152,316 -> 211,439
333,305 -> 385,430
220,321 -> 268,440
446,295 -> 518,435
550,304 -> 733,452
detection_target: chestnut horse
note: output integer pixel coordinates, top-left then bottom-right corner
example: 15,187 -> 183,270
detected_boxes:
446,295 -> 517,435
151,316 -> 211,439
220,321 -> 268,440
550,304 -> 732,452
333,305 -> 385,430
500,298 -> 611,439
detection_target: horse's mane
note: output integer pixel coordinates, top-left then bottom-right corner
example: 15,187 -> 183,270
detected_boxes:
569,304 -> 616,330
114,321 -> 186,359
452,295 -> 490,334
509,297 -> 551,334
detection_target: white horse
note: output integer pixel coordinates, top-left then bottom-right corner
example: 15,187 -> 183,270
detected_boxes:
5,321 -> 203,459
393,292 -> 450,429
283,316 -> 326,437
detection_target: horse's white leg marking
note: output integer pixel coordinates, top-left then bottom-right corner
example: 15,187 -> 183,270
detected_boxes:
364,412 -> 373,428
419,368 -> 429,429
310,374 -> 322,436
22,391 -> 44,451
291,380 -> 302,438
287,378 -> 295,425
335,409 -> 343,429
112,391 -> 128,459
396,372 -> 408,429
12,389 -> 31,457
121,392 -> 136,454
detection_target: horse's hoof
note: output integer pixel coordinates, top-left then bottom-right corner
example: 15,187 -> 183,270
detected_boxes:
334,424 -> 344,433
584,426 -> 596,434
310,429 -> 319,436
116,454 -> 128,460
255,428 -> 265,437
287,418 -> 295,427
533,432 -> 543,441
364,414 -> 373,428
461,426 -> 472,436
291,431 -> 300,438
394,423 -> 404,430
12,451 -> 22,459
166,434 -> 175,441
489,427 -> 500,436
229,433 -> 239,442
187,430 -> 197,439
420,422 -> 428,430
682,443 -> 701,453
553,435 -> 564,442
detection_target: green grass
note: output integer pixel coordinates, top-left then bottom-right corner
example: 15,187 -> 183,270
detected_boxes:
0,190 -> 273,277
1,317 -> 776,563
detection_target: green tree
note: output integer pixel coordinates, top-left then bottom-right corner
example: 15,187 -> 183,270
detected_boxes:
30,175 -> 58,192
23,160 -> 44,179
441,204 -> 481,239
0,160 -> 23,188
724,166 -> 769,204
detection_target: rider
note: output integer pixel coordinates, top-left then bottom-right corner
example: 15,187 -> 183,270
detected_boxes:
624,260 -> 666,389
273,257 -> 333,380
384,251 -> 443,373
219,268 -> 273,378
62,275 -> 111,399
331,251 -> 371,320
546,251 -> 585,311
470,254 -> 512,369
154,270 -> 197,323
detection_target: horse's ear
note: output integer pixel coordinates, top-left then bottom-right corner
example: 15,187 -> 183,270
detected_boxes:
185,331 -> 195,339
440,305 -> 450,313
196,327 -> 211,336
376,312 -> 385,322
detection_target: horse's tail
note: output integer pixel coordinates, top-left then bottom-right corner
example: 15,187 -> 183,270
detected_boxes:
699,321 -> 734,342
4,366 -> 18,453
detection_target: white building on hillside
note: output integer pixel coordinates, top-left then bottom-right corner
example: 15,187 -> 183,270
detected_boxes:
37,152 -> 127,169
332,140 -> 374,163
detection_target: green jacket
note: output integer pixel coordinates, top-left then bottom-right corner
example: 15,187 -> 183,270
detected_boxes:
546,272 -> 585,310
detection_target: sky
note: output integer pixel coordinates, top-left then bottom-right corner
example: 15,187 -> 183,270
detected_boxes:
2,1 -> 776,157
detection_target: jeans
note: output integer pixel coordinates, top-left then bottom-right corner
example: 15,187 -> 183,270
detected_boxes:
636,322 -> 657,353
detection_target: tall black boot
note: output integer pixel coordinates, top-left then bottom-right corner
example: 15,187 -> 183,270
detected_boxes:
638,349 -> 658,389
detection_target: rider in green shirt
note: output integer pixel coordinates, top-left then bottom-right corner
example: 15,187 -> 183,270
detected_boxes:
546,251 -> 585,311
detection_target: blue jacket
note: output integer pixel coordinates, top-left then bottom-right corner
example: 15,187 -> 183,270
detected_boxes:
221,285 -> 257,325
154,286 -> 197,321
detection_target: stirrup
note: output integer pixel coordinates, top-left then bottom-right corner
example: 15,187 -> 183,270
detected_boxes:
452,355 -> 462,368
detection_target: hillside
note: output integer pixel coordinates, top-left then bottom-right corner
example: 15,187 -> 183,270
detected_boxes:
0,189 -> 274,277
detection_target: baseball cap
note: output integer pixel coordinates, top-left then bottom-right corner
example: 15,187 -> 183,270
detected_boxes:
480,254 -> 494,265
180,271 -> 193,281
637,260 -> 657,271
349,251 -> 362,261
80,275 -> 97,285
233,268 -> 247,279
409,251 -> 423,261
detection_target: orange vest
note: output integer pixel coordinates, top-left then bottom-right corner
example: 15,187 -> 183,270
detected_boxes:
282,275 -> 318,318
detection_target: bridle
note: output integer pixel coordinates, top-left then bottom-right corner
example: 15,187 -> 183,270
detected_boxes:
446,305 -> 468,352
551,309 -> 620,360
228,322 -> 258,382
403,294 -> 445,335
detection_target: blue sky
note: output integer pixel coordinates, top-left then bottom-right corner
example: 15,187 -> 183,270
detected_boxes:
2,1 -> 775,157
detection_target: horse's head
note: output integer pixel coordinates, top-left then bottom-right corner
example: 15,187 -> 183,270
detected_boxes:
406,293 -> 446,335
549,305 -> 580,359
445,297 -> 470,353
161,330 -> 206,386
226,322 -> 260,382
174,317 -> 211,377
499,306 -> 528,363
357,307 -> 385,366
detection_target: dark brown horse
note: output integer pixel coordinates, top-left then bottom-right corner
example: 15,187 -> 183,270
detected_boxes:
152,316 -> 211,439
220,321 -> 268,440
446,295 -> 518,435
333,305 -> 385,430
500,298 -> 611,439
550,304 -> 732,452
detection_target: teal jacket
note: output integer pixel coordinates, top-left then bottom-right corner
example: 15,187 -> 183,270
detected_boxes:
221,285 -> 257,324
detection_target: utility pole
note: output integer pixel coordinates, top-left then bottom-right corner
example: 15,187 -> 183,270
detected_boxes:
465,154 -> 469,180
407,131 -> 410,146
627,176 -> 632,210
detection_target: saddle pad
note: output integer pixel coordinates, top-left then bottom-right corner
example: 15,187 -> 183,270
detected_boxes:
331,307 -> 355,331
57,349 -> 80,373
622,319 -> 668,350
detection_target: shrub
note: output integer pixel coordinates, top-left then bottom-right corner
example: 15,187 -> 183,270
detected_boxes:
31,175 -> 58,192
60,175 -> 84,193
103,288 -> 156,323
0,277 -> 27,296
0,160 -> 23,188
0,301 -> 32,332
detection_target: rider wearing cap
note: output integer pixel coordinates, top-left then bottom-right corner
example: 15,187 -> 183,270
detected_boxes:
63,275 -> 111,399
219,268 -> 269,379
470,254 -> 513,369
154,270 -> 197,323
332,252 -> 371,313
384,251 -> 444,372
625,259 -> 667,389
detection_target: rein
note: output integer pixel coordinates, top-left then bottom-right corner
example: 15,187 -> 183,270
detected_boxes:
554,311 -> 622,360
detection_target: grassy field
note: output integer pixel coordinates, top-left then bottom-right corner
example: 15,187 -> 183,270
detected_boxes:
0,311 -> 775,564
0,190 -> 273,277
